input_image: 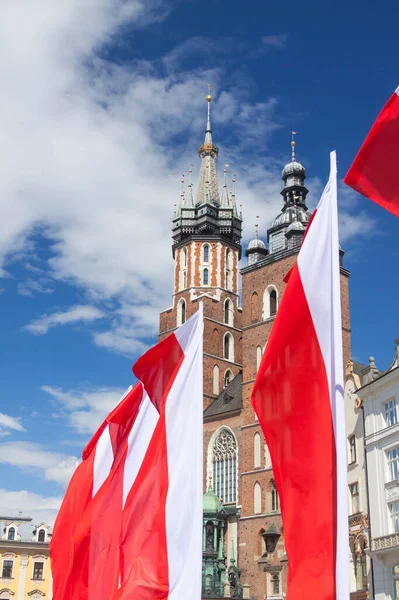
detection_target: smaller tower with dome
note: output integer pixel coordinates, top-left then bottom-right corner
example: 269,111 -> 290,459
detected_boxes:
267,134 -> 310,255
246,223 -> 268,266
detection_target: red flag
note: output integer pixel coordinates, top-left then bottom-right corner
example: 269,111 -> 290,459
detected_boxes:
50,306 -> 204,600
252,153 -> 349,600
344,86 -> 399,217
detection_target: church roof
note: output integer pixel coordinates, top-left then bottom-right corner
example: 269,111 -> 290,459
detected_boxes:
203,488 -> 224,515
204,372 -> 242,420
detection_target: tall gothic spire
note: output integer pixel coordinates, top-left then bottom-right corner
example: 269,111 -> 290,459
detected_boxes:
196,92 -> 220,206
171,90 -> 242,255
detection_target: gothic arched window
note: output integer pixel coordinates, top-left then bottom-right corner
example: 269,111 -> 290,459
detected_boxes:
224,369 -> 232,388
212,428 -> 237,503
251,292 -> 260,322
224,298 -> 233,326
270,290 -> 277,316
8,527 -> 15,541
179,247 -> 187,291
263,286 -> 278,319
272,481 -> 279,512
256,346 -> 263,371
38,529 -> 45,542
213,365 -> 219,395
203,268 -> 209,286
254,432 -> 261,469
177,299 -> 186,327
226,249 -> 233,291
224,333 -> 234,361
254,482 -> 262,514
203,244 -> 209,263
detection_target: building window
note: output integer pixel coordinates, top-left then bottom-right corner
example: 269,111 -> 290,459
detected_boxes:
254,482 -> 262,514
393,563 -> 399,600
388,447 -> 399,481
33,561 -> 44,580
212,428 -> 237,503
38,529 -> 45,542
177,299 -> 186,327
224,333 -> 234,361
226,249 -> 233,291
349,435 -> 357,464
385,399 -> 398,427
203,268 -> 209,286
256,346 -> 263,371
224,370 -> 232,388
213,365 -> 219,395
7,527 -> 15,541
203,244 -> 209,263
271,574 -> 280,595
263,286 -> 278,320
390,502 -> 399,533
179,248 -> 187,291
224,298 -> 233,326
350,483 -> 360,514
254,432 -> 261,469
354,555 -> 367,591
270,290 -> 277,316
251,291 -> 260,323
2,560 -> 13,578
271,481 -> 279,512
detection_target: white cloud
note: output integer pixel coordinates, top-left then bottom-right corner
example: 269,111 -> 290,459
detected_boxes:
42,384 -> 126,433
25,305 -> 105,335
0,489 -> 62,526
261,34 -> 288,49
0,412 -> 26,437
0,0 -> 372,358
0,441 -> 77,486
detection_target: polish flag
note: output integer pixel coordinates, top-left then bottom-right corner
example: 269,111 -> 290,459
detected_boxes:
50,305 -> 204,600
345,86 -> 399,217
252,153 -> 349,600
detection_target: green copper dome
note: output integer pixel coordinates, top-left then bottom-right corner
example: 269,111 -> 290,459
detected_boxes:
203,488 -> 223,515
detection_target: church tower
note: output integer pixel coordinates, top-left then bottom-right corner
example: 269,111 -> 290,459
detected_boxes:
159,92 -> 243,410
238,137 -> 351,600
159,109 -> 352,600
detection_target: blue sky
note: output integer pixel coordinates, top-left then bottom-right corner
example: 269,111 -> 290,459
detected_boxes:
0,0 -> 398,523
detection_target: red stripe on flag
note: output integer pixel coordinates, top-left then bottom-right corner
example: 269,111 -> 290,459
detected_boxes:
252,263 -> 336,598
115,413 -> 169,600
115,333 -> 185,599
133,332 -> 184,411
345,88 -> 399,217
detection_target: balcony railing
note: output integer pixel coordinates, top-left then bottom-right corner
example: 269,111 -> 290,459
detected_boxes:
371,532 -> 399,552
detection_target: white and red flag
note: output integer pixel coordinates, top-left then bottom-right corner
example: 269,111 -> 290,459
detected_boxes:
345,86 -> 399,217
51,305 -> 203,600
252,152 -> 349,600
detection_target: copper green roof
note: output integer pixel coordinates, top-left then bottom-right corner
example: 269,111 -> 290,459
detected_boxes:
203,488 -> 224,515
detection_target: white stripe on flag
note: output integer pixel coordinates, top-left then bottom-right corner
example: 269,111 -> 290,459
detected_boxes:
166,303 -> 203,600
93,386 -> 133,497
123,387 -> 159,507
297,151 -> 349,600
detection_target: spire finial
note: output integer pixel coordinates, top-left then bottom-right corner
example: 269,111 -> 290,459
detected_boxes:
255,216 -> 260,239
206,83 -> 212,102
188,166 -> 193,187
224,164 -> 229,187
291,131 -> 297,162
205,85 -> 212,135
